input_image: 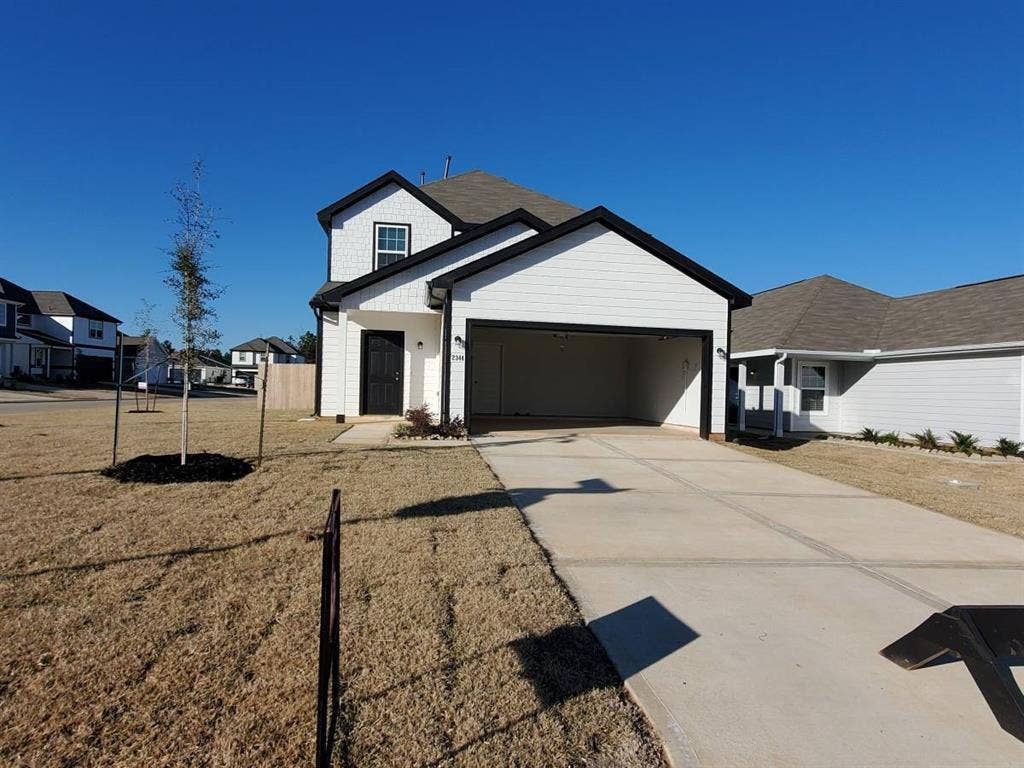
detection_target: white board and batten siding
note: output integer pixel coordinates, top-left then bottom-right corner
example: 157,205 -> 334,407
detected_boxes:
448,223 -> 731,433
839,350 -> 1024,445
329,183 -> 452,282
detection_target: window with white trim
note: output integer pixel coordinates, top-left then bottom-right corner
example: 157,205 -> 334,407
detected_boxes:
799,363 -> 827,412
88,319 -> 104,339
374,223 -> 409,268
32,347 -> 46,367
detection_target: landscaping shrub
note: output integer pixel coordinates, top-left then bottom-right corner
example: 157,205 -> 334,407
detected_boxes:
996,437 -> 1022,458
394,406 -> 467,440
859,427 -> 881,443
879,431 -> 902,446
910,428 -> 940,451
949,430 -> 980,456
404,404 -> 435,437
438,415 -> 467,439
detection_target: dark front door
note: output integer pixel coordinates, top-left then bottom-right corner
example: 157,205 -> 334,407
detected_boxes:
362,331 -> 404,414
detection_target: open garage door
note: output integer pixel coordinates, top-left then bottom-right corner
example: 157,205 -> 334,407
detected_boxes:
465,321 -> 712,438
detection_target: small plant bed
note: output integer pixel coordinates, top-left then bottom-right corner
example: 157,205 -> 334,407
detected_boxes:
832,427 -> 1023,462
101,452 -> 254,483
393,405 -> 468,440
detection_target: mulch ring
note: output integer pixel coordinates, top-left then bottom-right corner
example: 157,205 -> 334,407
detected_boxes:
101,452 -> 254,484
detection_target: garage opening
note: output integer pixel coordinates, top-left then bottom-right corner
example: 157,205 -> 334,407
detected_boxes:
465,321 -> 711,437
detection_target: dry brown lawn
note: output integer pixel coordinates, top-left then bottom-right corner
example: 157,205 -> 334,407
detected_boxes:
728,437 -> 1024,538
0,399 -> 666,767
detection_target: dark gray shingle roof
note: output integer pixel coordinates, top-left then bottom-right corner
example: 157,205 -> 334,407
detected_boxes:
421,170 -> 582,226
30,291 -> 121,323
231,336 -> 301,355
731,274 -> 1024,354
0,277 -> 36,307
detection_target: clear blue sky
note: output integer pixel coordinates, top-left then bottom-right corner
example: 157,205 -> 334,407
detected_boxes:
1,1 -> 1021,348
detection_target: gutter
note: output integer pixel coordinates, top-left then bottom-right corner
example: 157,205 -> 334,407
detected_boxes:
731,340 -> 1024,363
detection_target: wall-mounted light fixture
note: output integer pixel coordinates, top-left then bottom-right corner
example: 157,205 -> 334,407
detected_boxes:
716,347 -> 727,359
454,335 -> 463,347
416,340 -> 423,350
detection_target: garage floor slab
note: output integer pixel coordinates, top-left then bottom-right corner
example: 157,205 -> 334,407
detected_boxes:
474,425 -> 1024,768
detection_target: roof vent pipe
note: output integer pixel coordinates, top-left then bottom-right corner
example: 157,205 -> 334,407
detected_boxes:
419,170 -> 426,186
443,155 -> 452,179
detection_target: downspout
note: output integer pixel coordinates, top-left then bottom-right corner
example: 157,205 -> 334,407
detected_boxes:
440,290 -> 452,423
773,352 -> 788,437
312,305 -> 323,417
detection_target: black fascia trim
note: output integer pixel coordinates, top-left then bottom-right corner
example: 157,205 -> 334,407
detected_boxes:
316,170 -> 469,233
318,209 -> 551,305
457,319 -> 714,439
429,206 -> 752,308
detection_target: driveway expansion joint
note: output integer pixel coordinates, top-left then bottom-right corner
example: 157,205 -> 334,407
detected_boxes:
586,435 -> 954,610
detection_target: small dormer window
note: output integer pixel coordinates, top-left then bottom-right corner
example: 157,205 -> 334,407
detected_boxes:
88,319 -> 104,339
374,223 -> 410,268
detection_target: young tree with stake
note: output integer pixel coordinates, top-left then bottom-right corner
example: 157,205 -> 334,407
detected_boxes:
164,161 -> 222,465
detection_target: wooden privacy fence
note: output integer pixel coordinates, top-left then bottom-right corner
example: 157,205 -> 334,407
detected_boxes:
257,363 -> 315,411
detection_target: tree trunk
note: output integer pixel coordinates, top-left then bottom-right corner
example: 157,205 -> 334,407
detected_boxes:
180,359 -> 190,465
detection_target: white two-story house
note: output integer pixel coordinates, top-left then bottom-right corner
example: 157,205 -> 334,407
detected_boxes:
309,169 -> 751,439
0,277 -> 120,383
230,336 -> 305,386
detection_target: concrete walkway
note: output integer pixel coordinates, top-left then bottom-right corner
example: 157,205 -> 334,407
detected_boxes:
474,425 -> 1024,767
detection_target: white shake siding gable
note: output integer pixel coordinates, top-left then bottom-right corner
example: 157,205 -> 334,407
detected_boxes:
340,223 -> 538,313
330,184 -> 451,282
447,223 -> 731,433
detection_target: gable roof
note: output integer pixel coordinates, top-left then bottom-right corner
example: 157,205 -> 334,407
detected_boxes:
316,170 -> 468,232
420,170 -> 582,226
731,273 -> 1024,354
428,206 -> 752,307
231,336 -> 301,355
30,291 -> 121,323
312,208 -> 551,307
0,276 -> 34,306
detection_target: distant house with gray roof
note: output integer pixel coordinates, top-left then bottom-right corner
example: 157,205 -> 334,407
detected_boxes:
0,276 -> 121,383
729,274 -> 1024,445
229,336 -> 305,386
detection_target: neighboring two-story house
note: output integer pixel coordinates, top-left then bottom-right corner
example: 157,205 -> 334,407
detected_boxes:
0,277 -> 121,382
308,170 -> 751,438
230,337 -> 305,386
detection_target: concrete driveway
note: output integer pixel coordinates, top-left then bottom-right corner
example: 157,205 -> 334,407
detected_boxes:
473,424 -> 1024,767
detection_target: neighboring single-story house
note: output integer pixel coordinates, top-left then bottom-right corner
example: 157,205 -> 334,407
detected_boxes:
729,274 -> 1024,446
118,334 -> 170,385
167,351 -> 232,385
229,337 -> 304,386
0,277 -> 120,382
309,169 -> 751,438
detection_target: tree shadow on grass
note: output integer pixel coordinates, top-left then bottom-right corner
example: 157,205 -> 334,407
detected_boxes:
1,528 -> 313,580
409,596 -> 698,766
389,478 -> 626,521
